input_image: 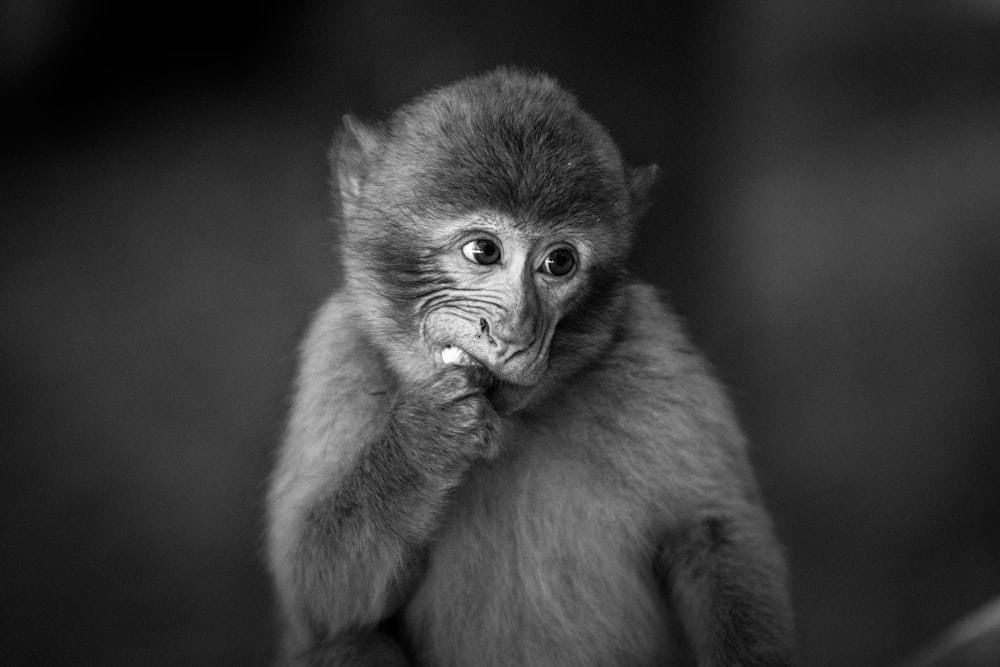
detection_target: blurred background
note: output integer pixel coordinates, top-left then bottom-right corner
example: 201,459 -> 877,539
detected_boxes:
2,1 -> 999,665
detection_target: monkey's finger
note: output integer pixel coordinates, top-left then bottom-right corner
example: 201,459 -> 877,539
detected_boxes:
464,365 -> 499,391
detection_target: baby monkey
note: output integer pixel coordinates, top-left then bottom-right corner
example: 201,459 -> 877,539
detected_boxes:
266,68 -> 795,666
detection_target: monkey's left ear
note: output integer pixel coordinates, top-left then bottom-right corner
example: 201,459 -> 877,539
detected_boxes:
330,114 -> 383,209
628,164 -> 659,220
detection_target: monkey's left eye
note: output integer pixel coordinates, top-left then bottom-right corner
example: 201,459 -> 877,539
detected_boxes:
540,248 -> 576,277
462,239 -> 501,265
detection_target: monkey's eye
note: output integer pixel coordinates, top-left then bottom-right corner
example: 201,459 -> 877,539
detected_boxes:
462,239 -> 501,265
540,248 -> 576,277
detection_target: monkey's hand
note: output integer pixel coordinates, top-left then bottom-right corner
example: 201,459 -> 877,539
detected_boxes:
391,365 -> 501,464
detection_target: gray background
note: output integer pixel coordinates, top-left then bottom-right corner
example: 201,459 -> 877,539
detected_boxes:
2,1 -> 998,665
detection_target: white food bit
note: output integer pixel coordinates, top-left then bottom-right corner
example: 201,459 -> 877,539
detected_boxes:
441,345 -> 474,366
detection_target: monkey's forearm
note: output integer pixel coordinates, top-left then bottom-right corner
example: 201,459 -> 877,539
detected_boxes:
293,430 -> 469,633
286,370 -> 496,640
269,350 -> 498,662
659,512 -> 796,667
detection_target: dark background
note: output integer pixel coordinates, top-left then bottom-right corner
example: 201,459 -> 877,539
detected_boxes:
2,1 -> 999,665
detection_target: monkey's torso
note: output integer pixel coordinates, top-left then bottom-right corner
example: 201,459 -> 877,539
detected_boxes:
403,416 -> 681,666
288,282 -> 760,666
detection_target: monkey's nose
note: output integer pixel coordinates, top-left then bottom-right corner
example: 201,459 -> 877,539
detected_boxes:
479,318 -> 536,366
479,318 -> 533,349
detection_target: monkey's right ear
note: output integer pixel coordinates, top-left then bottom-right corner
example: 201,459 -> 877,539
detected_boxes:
330,114 -> 383,205
628,164 -> 659,220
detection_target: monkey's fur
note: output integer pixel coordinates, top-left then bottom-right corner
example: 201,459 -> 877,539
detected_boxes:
266,69 -> 795,666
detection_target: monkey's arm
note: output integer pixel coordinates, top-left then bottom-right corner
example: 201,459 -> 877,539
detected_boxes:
266,297 -> 496,664
656,505 -> 796,667
606,286 -> 795,665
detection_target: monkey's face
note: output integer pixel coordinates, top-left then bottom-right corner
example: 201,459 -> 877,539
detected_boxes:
345,208 -> 627,415
420,214 -> 593,396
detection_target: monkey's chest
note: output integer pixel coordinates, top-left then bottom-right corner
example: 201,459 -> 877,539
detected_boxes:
401,449 -> 676,667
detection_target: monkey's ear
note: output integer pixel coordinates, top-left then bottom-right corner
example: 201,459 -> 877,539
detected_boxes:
330,114 -> 383,205
628,164 -> 659,220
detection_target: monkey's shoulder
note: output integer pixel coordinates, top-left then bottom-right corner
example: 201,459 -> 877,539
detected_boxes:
585,282 -> 736,420
296,291 -> 392,393
282,292 -> 392,463
613,282 -> 710,372
529,282 -> 751,492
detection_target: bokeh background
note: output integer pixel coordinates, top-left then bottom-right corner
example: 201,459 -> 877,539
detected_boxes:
2,1 -> 999,665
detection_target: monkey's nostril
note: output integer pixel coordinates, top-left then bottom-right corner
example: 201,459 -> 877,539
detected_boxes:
479,318 -> 497,346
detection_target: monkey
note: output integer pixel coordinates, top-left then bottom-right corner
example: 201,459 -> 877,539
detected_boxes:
265,68 -> 795,666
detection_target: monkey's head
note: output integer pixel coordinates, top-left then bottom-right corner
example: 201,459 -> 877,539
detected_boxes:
332,68 -> 656,414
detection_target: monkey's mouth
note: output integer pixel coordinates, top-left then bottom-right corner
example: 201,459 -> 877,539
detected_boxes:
439,344 -> 506,397
438,345 -> 539,415
437,339 -> 543,401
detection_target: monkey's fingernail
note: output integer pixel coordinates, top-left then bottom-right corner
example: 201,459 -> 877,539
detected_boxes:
441,345 -> 475,366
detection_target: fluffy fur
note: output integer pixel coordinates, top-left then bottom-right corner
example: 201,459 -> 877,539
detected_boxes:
266,68 -> 795,666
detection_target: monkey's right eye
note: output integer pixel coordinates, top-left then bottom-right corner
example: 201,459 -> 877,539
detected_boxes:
461,239 -> 501,265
